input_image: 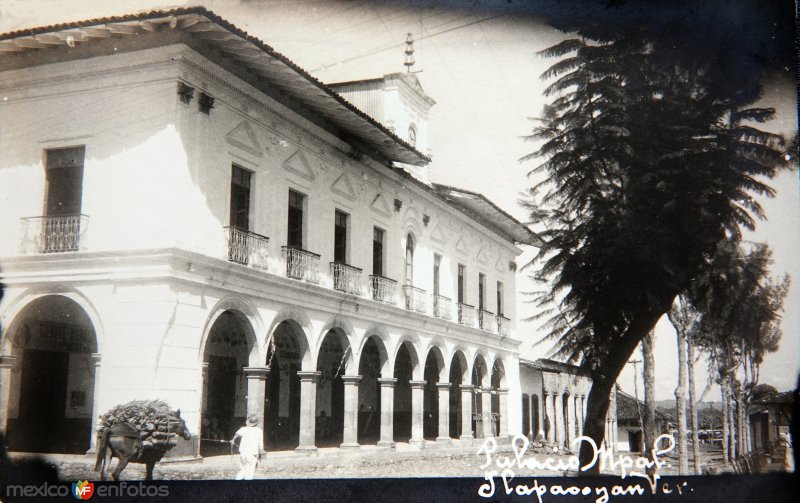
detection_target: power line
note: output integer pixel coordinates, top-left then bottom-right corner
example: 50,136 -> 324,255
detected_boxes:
309,12 -> 506,73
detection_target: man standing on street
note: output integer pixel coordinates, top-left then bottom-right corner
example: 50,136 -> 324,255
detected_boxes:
231,414 -> 265,480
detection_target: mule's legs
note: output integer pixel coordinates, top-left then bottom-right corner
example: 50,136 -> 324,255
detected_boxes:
100,449 -> 113,481
111,456 -> 130,481
145,461 -> 155,481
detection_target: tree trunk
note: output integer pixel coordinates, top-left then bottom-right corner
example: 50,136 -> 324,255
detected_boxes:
578,304 -> 671,474
727,377 -> 736,461
721,379 -> 729,464
675,329 -> 688,474
642,331 -> 656,473
687,336 -> 700,475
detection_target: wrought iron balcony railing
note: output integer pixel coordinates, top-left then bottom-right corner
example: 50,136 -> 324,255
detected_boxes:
20,214 -> 88,253
225,226 -> 269,269
403,284 -> 427,314
282,246 -> 320,284
479,309 -> 497,333
331,262 -> 363,295
497,315 -> 511,337
458,303 -> 477,327
432,294 -> 452,320
369,275 -> 398,305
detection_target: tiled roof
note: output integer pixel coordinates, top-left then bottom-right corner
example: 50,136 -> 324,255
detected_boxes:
432,184 -> 541,246
615,388 -> 670,424
0,7 -> 429,166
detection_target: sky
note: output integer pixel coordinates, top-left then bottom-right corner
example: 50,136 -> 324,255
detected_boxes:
1,0 -> 797,401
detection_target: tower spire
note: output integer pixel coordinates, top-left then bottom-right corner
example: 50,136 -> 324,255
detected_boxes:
403,32 -> 415,73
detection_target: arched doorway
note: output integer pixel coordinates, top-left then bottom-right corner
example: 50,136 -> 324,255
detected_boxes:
315,329 -> 348,447
201,310 -> 254,456
5,295 -> 97,453
472,356 -> 487,438
264,320 -> 305,450
423,349 -> 444,440
357,337 -> 383,444
448,351 -> 467,439
522,394 -> 531,437
393,343 -> 414,442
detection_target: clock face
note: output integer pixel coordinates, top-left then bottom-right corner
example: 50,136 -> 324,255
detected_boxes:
408,126 -> 417,146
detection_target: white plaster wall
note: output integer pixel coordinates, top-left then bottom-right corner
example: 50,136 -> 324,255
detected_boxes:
0,40 -> 526,445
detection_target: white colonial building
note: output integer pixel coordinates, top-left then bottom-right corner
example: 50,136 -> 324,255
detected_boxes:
0,7 -> 538,458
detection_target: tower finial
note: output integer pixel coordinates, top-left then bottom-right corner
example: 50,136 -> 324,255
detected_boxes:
404,32 -> 415,73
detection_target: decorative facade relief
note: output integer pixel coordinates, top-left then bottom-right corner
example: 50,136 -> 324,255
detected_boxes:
331,171 -> 357,200
226,121 -> 262,157
430,223 -> 448,244
454,236 -> 471,257
283,149 -> 316,181
369,192 -> 392,218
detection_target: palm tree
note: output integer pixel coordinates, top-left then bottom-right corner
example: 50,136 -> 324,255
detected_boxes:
524,27 -> 789,470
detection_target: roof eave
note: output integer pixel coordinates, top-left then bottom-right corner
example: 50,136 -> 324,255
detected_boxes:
0,7 -> 430,167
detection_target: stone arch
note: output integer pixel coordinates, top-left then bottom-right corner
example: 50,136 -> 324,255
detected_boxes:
392,340 -> 418,442
357,324 -> 391,375
262,308 -> 313,450
448,347 -> 470,382
199,302 -> 260,456
472,353 -> 489,388
316,316 -> 356,373
265,306 -> 313,368
448,348 -> 470,438
1,287 -> 104,355
199,296 -> 263,366
2,293 -> 99,454
356,327 -> 391,445
314,322 -> 353,447
422,345 -> 447,440
490,356 -> 507,389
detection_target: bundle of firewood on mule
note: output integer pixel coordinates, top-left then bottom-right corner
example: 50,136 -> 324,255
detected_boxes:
94,400 -> 192,481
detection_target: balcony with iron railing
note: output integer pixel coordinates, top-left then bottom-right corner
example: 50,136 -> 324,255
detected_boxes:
20,214 -> 89,254
432,294 -> 452,321
331,262 -> 363,296
369,275 -> 398,305
225,226 -> 269,269
479,309 -> 497,333
282,246 -> 320,284
403,284 -> 427,314
497,315 -> 510,337
458,303 -> 477,328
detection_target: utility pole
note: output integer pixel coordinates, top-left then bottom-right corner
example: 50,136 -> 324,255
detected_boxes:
628,359 -> 645,438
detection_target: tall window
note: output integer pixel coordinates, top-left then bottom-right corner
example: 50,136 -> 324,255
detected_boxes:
45,146 -> 85,216
230,165 -> 252,230
478,273 -> 486,311
433,254 -> 441,297
287,190 -> 305,249
372,227 -> 385,276
497,281 -> 505,316
334,210 -> 348,263
457,264 -> 466,304
404,234 -> 415,285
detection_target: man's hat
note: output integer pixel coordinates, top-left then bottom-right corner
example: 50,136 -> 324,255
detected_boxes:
247,414 -> 259,426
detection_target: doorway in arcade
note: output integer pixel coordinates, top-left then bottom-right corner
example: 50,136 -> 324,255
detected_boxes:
5,295 -> 97,454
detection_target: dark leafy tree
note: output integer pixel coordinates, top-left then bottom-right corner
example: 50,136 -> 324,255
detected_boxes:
523,27 -> 789,470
